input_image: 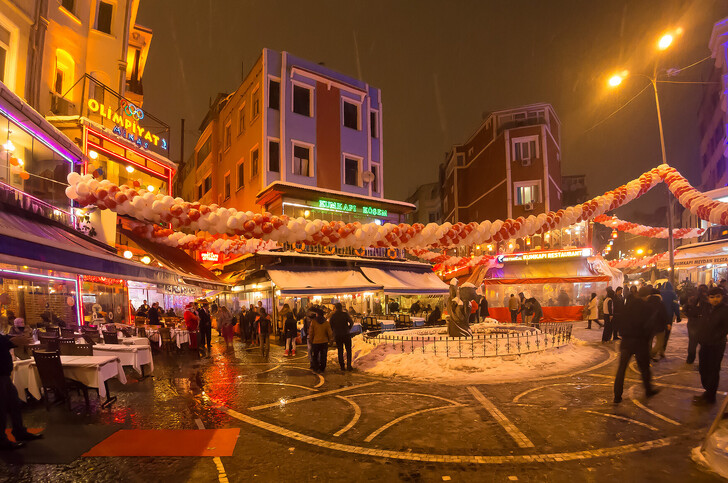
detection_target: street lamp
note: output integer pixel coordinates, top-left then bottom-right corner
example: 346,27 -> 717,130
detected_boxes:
607,29 -> 682,285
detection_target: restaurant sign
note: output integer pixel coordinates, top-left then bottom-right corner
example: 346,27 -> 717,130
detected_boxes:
318,199 -> 387,217
87,99 -> 169,151
498,248 -> 592,263
199,251 -> 222,263
157,284 -> 201,296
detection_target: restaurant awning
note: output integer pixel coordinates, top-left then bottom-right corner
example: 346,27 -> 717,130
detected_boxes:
267,268 -> 382,296
0,208 -> 178,284
360,267 -> 449,295
657,240 -> 728,269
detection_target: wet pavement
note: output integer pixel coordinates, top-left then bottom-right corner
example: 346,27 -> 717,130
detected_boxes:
0,323 -> 726,482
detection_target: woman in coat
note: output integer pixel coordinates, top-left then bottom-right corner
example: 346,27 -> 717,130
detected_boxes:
283,312 -> 298,356
217,305 -> 234,350
586,293 -> 602,329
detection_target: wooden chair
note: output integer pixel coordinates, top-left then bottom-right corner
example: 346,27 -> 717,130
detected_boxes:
136,327 -> 147,338
102,331 -> 119,345
32,350 -> 90,410
81,334 -> 97,346
58,338 -> 76,355
60,328 -> 75,338
158,327 -> 174,352
120,327 -> 134,338
39,334 -> 59,351
69,343 -> 93,356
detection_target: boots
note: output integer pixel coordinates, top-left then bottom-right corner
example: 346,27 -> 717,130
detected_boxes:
284,349 -> 289,356
292,349 -> 296,356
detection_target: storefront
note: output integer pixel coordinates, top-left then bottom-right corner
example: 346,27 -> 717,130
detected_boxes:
80,275 -> 128,324
656,239 -> 728,285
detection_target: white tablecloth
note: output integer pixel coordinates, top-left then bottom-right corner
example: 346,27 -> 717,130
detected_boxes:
93,344 -> 154,375
146,328 -> 190,348
119,336 -> 150,347
12,359 -> 41,402
59,355 -> 127,398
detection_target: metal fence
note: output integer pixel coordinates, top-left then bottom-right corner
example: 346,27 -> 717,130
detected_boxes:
361,322 -> 573,359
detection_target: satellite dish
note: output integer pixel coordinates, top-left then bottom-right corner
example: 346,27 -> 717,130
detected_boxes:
361,170 -> 375,183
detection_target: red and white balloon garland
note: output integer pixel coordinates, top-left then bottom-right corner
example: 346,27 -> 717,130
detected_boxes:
661,164 -> 728,225
64,167 -> 663,250
128,223 -> 278,255
408,249 -> 498,272
593,214 -> 703,239
608,251 -> 670,269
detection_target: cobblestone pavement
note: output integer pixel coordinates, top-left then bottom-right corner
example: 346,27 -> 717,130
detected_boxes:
0,322 -> 726,482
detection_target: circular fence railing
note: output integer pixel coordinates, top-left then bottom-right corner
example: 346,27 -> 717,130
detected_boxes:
360,322 -> 573,359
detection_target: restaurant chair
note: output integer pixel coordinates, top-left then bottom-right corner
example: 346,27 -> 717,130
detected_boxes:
70,343 -> 93,356
120,327 -> 134,338
60,328 -> 75,338
39,335 -> 60,351
58,338 -> 76,355
81,334 -> 97,346
158,327 -> 174,353
136,327 -> 147,338
102,331 -> 119,345
32,350 -> 90,411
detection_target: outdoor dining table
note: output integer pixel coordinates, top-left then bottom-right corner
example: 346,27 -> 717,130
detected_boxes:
119,336 -> 151,347
12,359 -> 41,402
144,326 -> 190,348
93,343 -> 154,376
378,320 -> 397,331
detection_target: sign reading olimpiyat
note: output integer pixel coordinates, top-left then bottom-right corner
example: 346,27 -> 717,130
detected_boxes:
86,99 -> 169,152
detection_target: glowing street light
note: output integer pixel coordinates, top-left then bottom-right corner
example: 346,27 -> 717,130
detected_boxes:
657,34 -> 674,51
636,248 -> 645,255
123,250 -> 133,259
608,74 -> 624,87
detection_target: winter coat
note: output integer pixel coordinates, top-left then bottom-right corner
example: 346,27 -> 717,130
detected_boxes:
427,307 -> 442,325
684,295 -> 710,327
647,294 -> 670,334
660,282 -> 680,322
329,310 -> 354,339
309,317 -> 333,344
508,297 -> 519,311
528,298 -> 543,324
602,297 -> 613,316
217,310 -> 233,330
283,315 -> 298,338
198,308 -> 212,328
479,297 -> 489,317
183,310 -> 199,331
698,302 -> 728,346
257,315 -> 272,335
586,297 -> 599,320
617,297 -> 652,339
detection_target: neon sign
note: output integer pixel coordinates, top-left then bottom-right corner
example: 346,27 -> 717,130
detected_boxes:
199,251 -> 221,263
317,199 -> 388,217
83,275 -> 125,285
87,99 -> 168,151
498,248 -> 592,263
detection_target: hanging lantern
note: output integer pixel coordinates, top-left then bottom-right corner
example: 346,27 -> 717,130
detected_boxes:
611,230 -> 618,239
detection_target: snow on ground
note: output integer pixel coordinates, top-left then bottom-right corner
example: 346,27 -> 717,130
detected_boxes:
343,320 -> 607,384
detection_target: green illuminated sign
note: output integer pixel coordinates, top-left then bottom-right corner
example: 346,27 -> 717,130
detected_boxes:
317,199 -> 388,217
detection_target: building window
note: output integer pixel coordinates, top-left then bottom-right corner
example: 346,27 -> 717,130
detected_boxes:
370,111 -> 378,138
224,119 -> 231,151
513,137 -> 538,162
203,175 -> 212,194
293,84 -> 312,117
269,79 -> 280,110
293,144 -> 312,177
371,164 -> 379,193
224,173 -> 230,200
269,141 -> 280,173
251,148 -> 259,177
514,181 -> 541,205
96,1 -> 113,34
238,103 -> 245,135
252,87 -> 260,120
197,184 -> 202,199
343,101 -> 359,130
197,136 -> 211,167
0,25 -> 8,84
344,157 -> 360,186
237,160 -> 244,190
61,0 -> 75,14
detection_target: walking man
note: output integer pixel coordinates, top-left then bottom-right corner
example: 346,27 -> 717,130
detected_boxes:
694,287 -> 728,405
198,302 -> 212,356
601,288 -> 615,342
684,285 -> 709,364
257,308 -> 272,358
508,294 -> 519,324
308,308 -> 332,373
613,286 -> 660,403
330,303 -> 354,371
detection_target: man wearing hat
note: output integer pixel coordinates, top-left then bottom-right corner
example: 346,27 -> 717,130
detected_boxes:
613,286 -> 660,403
694,287 -> 728,404
198,301 -> 213,356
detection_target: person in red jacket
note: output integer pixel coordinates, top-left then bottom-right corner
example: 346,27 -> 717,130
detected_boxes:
183,303 -> 199,350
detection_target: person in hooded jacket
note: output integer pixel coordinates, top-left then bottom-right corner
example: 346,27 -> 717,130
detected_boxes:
613,286 -> 660,403
648,288 -> 671,361
527,298 -> 543,327
659,281 -> 681,354
694,287 -> 728,404
308,308 -> 333,373
283,312 -> 298,356
329,303 -> 354,371
257,308 -> 272,358
684,285 -> 710,364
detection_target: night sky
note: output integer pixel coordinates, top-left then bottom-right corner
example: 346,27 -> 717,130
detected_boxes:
137,0 -> 727,217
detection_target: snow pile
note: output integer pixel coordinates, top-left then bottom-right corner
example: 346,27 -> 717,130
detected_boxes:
346,333 -> 604,384
692,419 -> 728,479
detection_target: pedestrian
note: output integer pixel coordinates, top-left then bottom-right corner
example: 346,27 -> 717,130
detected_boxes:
183,303 -> 199,351
198,302 -> 213,356
684,285 -> 709,364
521,298 -> 534,325
469,298 -> 480,324
647,288 -> 670,361
137,300 -> 150,317
613,286 -> 660,403
410,300 -> 421,316
210,303 -> 219,336
694,287 -> 728,405
659,281 -> 680,355
586,293 -> 602,329
0,332 -> 43,450
626,285 -> 638,304
257,308 -> 272,358
308,308 -> 333,373
527,297 -> 543,327
278,303 -> 292,338
218,306 -> 234,350
601,288 -> 615,342
427,305 -> 442,326
301,309 -> 314,367
242,305 -> 255,346
329,303 -> 354,371
283,312 -> 298,356
148,302 -> 161,326
611,286 -> 624,340
479,293 -> 490,320
508,294 -> 519,324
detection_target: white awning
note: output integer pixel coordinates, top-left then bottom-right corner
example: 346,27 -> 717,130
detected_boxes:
267,269 -> 382,296
658,240 -> 728,269
360,267 -> 449,295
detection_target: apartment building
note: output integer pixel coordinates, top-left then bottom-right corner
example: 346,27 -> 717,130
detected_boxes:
406,181 -> 441,224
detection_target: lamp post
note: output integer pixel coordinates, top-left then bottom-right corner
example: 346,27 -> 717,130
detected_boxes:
607,30 -> 681,286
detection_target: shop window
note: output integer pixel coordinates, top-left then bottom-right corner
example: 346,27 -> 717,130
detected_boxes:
269,140 -> 280,172
370,111 -> 378,138
197,135 -> 211,167
238,103 -> 245,135
251,148 -> 259,178
224,172 -> 230,200
344,157 -> 360,186
343,101 -> 359,130
237,159 -> 244,190
96,1 -> 113,34
269,79 -> 280,110
293,144 -> 312,177
293,84 -> 311,117
514,181 -> 541,205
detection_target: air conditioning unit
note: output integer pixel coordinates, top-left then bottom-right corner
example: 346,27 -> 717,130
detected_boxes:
50,93 -> 76,116
524,202 -> 534,211
521,158 -> 532,167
